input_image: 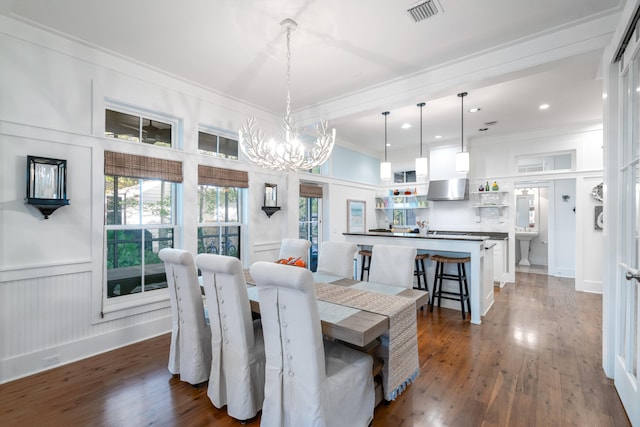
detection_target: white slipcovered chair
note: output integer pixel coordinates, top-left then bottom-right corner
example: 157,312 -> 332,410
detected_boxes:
158,248 -> 211,385
195,253 -> 265,422
250,261 -> 374,427
278,238 -> 311,266
316,241 -> 358,279
368,244 -> 418,288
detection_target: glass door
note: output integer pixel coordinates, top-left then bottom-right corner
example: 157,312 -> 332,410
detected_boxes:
299,195 -> 321,272
614,38 -> 640,424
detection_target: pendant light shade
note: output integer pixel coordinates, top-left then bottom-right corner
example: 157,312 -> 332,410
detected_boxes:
455,92 -> 469,173
380,111 -> 392,181
415,102 -> 428,177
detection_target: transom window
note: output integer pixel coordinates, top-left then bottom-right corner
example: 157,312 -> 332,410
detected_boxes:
198,130 -> 238,159
105,109 -> 173,148
516,152 -> 574,173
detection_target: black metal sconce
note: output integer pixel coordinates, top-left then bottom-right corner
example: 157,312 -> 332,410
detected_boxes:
261,183 -> 281,218
25,155 -> 70,219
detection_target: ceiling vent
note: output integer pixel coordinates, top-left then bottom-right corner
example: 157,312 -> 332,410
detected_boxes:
407,0 -> 443,23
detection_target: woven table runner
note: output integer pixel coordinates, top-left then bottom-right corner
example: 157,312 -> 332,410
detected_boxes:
314,282 -> 419,400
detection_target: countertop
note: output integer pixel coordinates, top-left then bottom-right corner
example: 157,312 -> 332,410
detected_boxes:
345,231 -> 490,242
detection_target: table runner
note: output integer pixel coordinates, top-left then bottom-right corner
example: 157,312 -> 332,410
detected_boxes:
245,271 -> 419,400
314,282 -> 419,401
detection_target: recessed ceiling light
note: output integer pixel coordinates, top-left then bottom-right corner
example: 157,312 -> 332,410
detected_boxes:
386,143 -> 391,147
469,107 -> 481,113
401,123 -> 411,129
434,135 -> 442,139
539,104 -> 550,110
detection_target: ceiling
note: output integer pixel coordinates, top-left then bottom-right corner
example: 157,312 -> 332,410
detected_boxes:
0,0 -> 623,157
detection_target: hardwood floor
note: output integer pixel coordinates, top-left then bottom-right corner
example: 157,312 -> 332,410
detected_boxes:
0,273 -> 630,426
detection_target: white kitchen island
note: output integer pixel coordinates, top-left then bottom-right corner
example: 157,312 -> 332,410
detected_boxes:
344,232 -> 494,325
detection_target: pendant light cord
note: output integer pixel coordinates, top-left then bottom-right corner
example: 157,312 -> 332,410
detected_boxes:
417,102 -> 425,157
382,111 -> 390,161
458,92 -> 467,152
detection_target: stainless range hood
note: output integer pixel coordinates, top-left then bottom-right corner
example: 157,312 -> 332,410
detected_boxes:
427,178 -> 469,201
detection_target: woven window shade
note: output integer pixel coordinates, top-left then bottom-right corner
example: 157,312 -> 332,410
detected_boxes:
104,151 -> 183,182
198,165 -> 249,188
300,183 -> 323,198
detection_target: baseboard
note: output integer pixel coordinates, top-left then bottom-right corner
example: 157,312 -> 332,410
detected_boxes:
0,316 -> 171,384
577,279 -> 602,294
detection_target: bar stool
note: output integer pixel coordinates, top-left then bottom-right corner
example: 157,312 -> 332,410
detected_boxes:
430,254 -> 471,319
358,248 -> 372,281
414,252 -> 429,291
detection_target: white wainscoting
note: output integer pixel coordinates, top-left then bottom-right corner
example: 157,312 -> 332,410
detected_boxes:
0,269 -> 171,383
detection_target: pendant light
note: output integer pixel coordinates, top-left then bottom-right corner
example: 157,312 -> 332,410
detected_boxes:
415,102 -> 428,177
455,92 -> 469,173
380,111 -> 392,181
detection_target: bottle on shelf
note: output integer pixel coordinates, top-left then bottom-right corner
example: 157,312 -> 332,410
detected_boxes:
492,181 -> 499,191
485,181 -> 490,191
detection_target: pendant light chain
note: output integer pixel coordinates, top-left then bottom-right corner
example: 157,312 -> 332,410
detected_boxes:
285,24 -> 292,124
383,111 -> 390,161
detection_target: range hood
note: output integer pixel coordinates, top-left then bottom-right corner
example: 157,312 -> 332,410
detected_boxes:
427,178 -> 469,201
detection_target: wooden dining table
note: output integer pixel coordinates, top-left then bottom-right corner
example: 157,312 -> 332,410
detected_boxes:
244,271 -> 429,349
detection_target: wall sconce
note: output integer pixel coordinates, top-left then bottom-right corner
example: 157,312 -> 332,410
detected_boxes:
261,183 -> 281,218
25,155 -> 70,219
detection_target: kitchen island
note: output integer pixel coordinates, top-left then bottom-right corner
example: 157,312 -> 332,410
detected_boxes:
344,231 -> 494,325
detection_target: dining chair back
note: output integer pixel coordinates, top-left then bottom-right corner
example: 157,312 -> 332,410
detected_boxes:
250,261 -> 374,427
195,254 -> 265,421
368,244 -> 418,288
316,241 -> 358,278
158,248 -> 211,385
278,238 -> 311,267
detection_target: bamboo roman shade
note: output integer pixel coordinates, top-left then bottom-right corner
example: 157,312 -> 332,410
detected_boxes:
104,151 -> 183,182
198,165 -> 249,188
300,183 -> 323,198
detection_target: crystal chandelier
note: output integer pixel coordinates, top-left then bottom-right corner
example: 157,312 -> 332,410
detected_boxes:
239,18 -> 336,172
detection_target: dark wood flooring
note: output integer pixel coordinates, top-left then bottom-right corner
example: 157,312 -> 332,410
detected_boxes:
0,273 -> 630,426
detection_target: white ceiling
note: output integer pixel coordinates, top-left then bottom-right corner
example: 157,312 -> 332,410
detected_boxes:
1,0 -> 622,157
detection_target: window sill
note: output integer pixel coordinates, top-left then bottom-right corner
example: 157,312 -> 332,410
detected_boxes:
96,289 -> 171,323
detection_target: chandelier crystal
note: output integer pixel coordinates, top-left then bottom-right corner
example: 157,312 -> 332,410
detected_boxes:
239,18 -> 336,172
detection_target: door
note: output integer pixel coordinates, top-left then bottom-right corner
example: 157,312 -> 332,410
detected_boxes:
299,194 -> 322,272
615,39 -> 640,425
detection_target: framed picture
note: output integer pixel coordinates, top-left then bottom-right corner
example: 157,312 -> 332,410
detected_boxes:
347,199 -> 366,233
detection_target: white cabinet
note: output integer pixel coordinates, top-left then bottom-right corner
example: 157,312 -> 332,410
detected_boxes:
487,239 -> 507,287
375,195 -> 429,228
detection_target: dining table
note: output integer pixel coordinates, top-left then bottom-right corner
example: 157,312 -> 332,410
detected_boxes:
244,270 -> 428,401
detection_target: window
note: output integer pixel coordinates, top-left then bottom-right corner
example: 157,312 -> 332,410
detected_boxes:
197,165 -> 248,258
198,130 -> 239,159
105,109 -> 173,148
299,183 -> 323,272
104,151 -> 182,301
394,170 -> 416,183
105,177 -> 175,298
516,152 -> 574,173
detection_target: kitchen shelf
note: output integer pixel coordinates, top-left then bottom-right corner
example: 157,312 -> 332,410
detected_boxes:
375,195 -> 429,209
470,190 -> 509,223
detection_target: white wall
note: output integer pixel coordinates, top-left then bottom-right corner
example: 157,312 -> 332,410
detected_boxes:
0,16 -> 378,383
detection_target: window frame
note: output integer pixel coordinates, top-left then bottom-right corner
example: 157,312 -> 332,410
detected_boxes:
197,184 -> 245,260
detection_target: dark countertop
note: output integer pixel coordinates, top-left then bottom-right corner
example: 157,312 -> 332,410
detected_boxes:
344,231 -> 489,242
362,229 -> 509,241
